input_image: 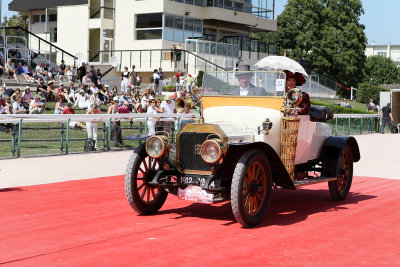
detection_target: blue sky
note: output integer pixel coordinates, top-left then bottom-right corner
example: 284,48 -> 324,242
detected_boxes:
275,0 -> 400,45
2,0 -> 399,45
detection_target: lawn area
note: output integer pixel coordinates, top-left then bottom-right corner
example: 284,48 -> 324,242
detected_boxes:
313,98 -> 368,111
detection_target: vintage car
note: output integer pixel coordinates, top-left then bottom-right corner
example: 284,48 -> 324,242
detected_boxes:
125,70 -> 360,226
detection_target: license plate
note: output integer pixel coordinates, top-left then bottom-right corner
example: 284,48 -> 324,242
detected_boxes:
178,185 -> 213,204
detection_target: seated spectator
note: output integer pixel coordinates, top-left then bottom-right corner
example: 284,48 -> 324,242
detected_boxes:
367,98 -> 379,112
22,86 -> 33,109
74,90 -> 91,109
66,82 -> 76,103
19,62 -> 35,82
2,95 -> 13,114
55,95 -> 66,114
1,87 -> 7,99
140,92 -> 150,111
62,102 -> 86,130
11,88 -> 21,101
86,103 -> 102,150
12,95 -> 26,114
65,65 -> 73,82
110,86 -> 118,98
5,59 -> 19,83
29,95 -> 46,114
97,84 -> 109,104
340,98 -> 353,108
35,61 -> 47,83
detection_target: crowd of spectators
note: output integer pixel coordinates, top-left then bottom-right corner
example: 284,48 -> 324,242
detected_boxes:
0,61 -> 198,149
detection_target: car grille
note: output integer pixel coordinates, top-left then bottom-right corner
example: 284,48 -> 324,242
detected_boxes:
178,132 -> 212,172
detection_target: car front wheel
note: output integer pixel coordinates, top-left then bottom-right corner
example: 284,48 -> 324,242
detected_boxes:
125,148 -> 168,214
231,150 -> 273,226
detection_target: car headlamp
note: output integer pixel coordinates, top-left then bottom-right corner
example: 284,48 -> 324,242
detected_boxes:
146,136 -> 168,158
200,139 -> 223,164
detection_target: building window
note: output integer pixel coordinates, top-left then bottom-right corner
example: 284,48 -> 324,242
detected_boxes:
377,52 -> 387,57
135,13 -> 163,40
89,0 -> 114,19
136,13 -> 163,28
50,27 -> 57,43
163,14 -> 203,42
33,14 -> 46,23
137,29 -> 162,40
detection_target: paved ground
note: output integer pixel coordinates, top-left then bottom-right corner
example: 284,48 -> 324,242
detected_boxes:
0,133 -> 399,189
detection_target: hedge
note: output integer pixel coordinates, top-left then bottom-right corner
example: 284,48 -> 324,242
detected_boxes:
356,83 -> 389,104
310,100 -> 373,114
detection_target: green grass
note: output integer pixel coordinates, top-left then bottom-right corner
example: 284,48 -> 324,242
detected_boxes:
312,98 -> 368,111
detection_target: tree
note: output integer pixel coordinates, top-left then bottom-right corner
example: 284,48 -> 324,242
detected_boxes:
274,0 -> 367,96
363,55 -> 400,85
1,13 -> 28,28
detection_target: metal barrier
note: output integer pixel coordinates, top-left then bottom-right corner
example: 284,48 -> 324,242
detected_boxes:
331,114 -> 380,135
0,113 -> 198,158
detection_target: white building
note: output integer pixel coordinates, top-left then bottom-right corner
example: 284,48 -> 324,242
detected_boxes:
365,42 -> 400,67
9,0 -> 277,79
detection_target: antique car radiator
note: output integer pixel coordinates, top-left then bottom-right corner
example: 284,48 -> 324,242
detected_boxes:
177,132 -> 213,172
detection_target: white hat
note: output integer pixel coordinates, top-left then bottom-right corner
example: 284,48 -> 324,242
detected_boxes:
149,96 -> 155,100
165,95 -> 172,100
113,96 -> 119,101
105,84 -> 109,88
25,86 -> 30,89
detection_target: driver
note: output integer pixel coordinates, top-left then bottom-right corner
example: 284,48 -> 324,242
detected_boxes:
234,65 -> 267,96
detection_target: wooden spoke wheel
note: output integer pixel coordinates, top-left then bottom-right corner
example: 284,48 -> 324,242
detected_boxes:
231,150 -> 272,226
329,145 -> 353,201
125,147 -> 168,214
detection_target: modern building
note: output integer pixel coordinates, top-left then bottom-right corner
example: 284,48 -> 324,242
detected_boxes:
365,42 -> 400,67
9,0 -> 277,79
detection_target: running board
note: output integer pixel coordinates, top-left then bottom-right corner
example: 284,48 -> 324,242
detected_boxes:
294,177 -> 337,187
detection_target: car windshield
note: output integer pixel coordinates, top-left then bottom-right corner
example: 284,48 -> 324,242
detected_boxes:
202,71 -> 286,97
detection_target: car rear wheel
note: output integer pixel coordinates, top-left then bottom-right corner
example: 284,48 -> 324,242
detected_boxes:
328,145 -> 353,200
231,150 -> 272,226
125,148 -> 168,214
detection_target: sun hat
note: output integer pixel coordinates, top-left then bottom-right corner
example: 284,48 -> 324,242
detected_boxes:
113,96 -> 119,101
165,95 -> 172,100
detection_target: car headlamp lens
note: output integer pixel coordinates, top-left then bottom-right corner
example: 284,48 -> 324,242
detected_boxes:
146,136 -> 165,158
200,140 -> 222,164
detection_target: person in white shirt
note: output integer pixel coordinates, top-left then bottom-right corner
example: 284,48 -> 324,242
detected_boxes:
12,95 -> 26,114
160,95 -> 175,132
74,90 -> 91,109
146,99 -> 159,135
29,95 -> 46,114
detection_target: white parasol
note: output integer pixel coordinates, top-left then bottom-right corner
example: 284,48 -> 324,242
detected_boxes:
253,56 -> 309,78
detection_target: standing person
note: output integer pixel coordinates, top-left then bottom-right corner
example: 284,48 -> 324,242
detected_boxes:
86,103 -> 102,150
136,73 -> 141,87
129,65 -> 135,86
160,95 -> 175,132
380,103 -> 393,134
158,68 -> 165,96
115,101 -> 131,147
146,99 -> 159,135
153,69 -> 160,94
77,63 -> 87,83
121,67 -> 130,93
185,74 -> 193,93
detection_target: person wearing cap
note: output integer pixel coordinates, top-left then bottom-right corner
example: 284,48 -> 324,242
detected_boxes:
75,89 -> 91,109
86,103 -> 102,150
22,86 -> 33,109
234,65 -> 267,96
29,95 -> 46,114
47,80 -> 57,102
62,102 -> 86,130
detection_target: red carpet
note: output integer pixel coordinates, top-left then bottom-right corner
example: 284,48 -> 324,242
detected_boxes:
1,176 -> 399,266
